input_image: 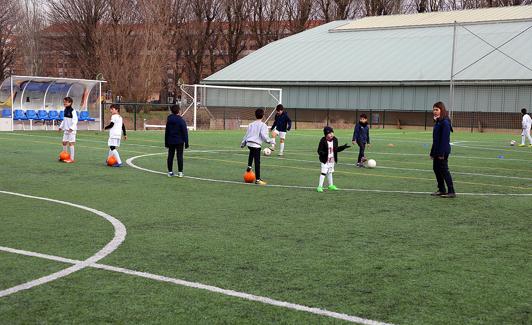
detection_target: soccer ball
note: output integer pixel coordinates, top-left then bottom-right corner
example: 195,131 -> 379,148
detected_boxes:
243,170 -> 256,183
510,140 -> 516,146
263,148 -> 272,156
367,159 -> 377,168
107,156 -> 117,166
59,151 -> 70,161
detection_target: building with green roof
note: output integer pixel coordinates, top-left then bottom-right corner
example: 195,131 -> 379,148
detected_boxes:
203,6 -> 532,129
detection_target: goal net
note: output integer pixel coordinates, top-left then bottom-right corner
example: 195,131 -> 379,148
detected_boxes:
179,84 -> 282,130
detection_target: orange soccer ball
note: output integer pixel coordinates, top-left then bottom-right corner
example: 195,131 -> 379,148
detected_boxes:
243,170 -> 256,183
59,151 -> 70,161
107,156 -> 118,166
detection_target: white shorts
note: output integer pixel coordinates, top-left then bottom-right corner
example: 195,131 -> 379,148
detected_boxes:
320,162 -> 335,174
272,129 -> 286,139
522,127 -> 531,136
62,132 -> 77,143
108,138 -> 121,147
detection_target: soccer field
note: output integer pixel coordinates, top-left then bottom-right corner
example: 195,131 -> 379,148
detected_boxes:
0,129 -> 530,324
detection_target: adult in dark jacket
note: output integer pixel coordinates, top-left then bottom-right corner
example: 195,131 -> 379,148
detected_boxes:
270,104 -> 292,156
430,101 -> 455,198
352,113 -> 371,167
316,126 -> 350,192
165,105 -> 189,177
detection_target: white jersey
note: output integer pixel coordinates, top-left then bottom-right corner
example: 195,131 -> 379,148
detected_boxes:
59,110 -> 78,132
327,140 -> 334,163
109,114 -> 123,139
522,114 -> 532,129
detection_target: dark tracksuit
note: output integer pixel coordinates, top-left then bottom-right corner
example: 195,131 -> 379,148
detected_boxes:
352,122 -> 370,163
165,114 -> 189,173
271,111 -> 292,132
317,137 -> 349,165
430,117 -> 455,194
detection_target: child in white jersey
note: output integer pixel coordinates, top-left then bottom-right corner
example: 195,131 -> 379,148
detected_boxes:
104,104 -> 127,167
58,97 -> 78,163
519,108 -> 532,147
316,126 -> 350,192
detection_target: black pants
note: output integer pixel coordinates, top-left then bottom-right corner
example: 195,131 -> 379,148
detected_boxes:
357,142 -> 366,163
167,143 -> 184,172
247,146 -> 261,179
433,155 -> 455,193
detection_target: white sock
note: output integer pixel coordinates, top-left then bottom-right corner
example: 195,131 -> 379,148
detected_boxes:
527,133 -> 532,144
280,143 -> 285,153
69,146 -> 75,160
108,150 -> 113,159
327,173 -> 333,186
522,135 -> 526,145
63,145 -> 67,152
112,149 -> 122,164
319,174 -> 325,187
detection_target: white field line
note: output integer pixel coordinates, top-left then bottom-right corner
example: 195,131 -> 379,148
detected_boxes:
453,143 -> 532,154
261,156 -> 532,182
0,246 -> 394,325
126,153 -> 532,197
0,191 -> 127,298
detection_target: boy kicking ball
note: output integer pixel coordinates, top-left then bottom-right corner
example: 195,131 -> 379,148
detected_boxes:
104,104 -> 127,167
317,126 -> 350,192
241,108 -> 273,185
270,104 -> 292,156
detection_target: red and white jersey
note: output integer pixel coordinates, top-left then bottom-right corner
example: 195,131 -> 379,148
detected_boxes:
327,140 -> 334,163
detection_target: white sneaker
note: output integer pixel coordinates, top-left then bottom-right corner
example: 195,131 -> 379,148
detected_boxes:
168,172 -> 175,177
177,172 -> 184,178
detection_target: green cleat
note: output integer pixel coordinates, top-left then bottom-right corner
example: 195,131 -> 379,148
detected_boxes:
328,185 -> 338,191
316,186 -> 324,193
518,144 -> 526,147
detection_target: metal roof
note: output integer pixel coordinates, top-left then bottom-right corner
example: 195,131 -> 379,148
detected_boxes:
334,5 -> 532,31
204,10 -> 532,85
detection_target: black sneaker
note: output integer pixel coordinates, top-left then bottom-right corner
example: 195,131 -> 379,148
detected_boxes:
246,166 -> 252,172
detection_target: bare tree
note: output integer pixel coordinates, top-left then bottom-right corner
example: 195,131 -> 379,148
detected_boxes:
249,0 -> 286,48
0,0 -> 20,81
47,0 -> 108,79
178,0 -> 221,83
219,0 -> 251,65
285,0 -> 316,33
364,0 -> 402,16
317,0 -> 358,21
18,0 -> 45,75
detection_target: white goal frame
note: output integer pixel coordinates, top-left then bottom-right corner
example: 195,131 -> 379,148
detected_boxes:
179,84 -> 283,131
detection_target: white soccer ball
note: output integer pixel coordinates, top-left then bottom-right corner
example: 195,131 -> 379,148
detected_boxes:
367,159 -> 377,168
510,140 -> 516,146
263,148 -> 272,156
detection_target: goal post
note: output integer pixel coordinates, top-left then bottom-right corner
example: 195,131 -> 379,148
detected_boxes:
179,84 -> 282,130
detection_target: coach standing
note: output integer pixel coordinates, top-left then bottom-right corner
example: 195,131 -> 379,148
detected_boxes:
430,101 -> 456,198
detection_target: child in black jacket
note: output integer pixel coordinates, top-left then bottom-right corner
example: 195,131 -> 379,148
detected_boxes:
317,126 -> 350,192
352,114 -> 370,167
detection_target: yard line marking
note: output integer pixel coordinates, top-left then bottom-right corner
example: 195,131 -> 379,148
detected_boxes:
0,191 -> 126,298
126,153 -> 532,196
0,246 -> 394,325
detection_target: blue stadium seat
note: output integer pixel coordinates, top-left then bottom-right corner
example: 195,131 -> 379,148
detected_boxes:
48,110 -> 59,121
79,110 -> 96,121
26,109 -> 38,120
37,110 -> 51,121
13,110 -> 28,120
58,111 -> 64,121
1,108 -> 11,118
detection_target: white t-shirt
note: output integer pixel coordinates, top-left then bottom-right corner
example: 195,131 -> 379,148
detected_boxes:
109,114 -> 123,139
522,114 -> 532,129
327,140 -> 334,163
